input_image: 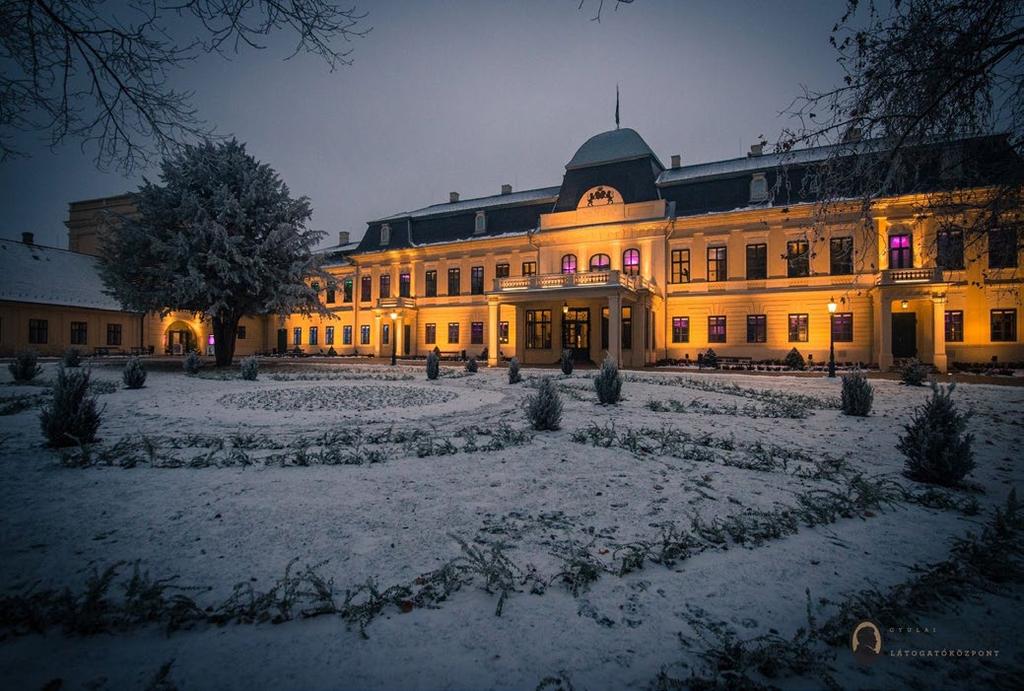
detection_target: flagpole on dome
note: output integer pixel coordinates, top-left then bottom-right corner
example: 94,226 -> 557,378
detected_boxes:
615,84 -> 620,129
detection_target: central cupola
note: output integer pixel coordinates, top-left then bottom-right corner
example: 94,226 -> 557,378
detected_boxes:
554,128 -> 665,212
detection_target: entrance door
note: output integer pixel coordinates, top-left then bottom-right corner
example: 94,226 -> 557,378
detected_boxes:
562,307 -> 590,362
892,313 -> 917,358
403,325 -> 411,355
276,328 -> 287,354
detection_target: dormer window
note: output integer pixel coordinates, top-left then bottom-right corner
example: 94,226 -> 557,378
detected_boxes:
749,173 -> 768,203
474,211 -> 486,235
379,223 -> 391,245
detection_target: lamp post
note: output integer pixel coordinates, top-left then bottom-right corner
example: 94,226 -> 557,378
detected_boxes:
827,296 -> 837,378
389,311 -> 398,366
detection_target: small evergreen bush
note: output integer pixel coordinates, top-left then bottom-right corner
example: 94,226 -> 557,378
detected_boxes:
426,351 -> 440,380
465,357 -> 478,373
527,377 -> 562,431
784,347 -> 805,371
327,346 -> 337,357
900,358 -> 929,386
508,357 -> 522,384
8,350 -> 42,382
898,382 -> 975,486
40,366 -> 102,447
122,357 -> 147,389
701,348 -> 719,369
594,355 -> 623,405
560,349 -> 574,375
183,351 -> 201,375
840,368 -> 873,416
62,348 -> 82,368
240,356 -> 259,380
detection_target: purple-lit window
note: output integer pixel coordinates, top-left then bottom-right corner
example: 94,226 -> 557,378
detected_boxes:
589,253 -> 610,270
708,316 -> 727,343
889,234 -> 912,269
471,321 -> 484,344
623,248 -> 640,276
561,254 -> 577,274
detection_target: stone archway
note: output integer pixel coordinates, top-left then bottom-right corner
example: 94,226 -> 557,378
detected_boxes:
164,320 -> 198,355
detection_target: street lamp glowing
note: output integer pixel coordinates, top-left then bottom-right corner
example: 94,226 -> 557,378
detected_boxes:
827,296 -> 837,314
390,311 -> 398,321
562,301 -> 569,315
826,297 -> 837,378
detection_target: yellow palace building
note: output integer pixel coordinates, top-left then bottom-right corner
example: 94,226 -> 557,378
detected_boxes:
2,127 -> 1021,370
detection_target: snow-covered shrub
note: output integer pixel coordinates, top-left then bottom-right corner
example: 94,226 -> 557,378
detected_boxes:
900,358 -> 929,386
898,382 -> 975,486
122,357 -> 147,389
784,347 -> 805,371
594,355 -> 622,405
840,369 -> 873,416
62,348 -> 82,368
9,350 -> 42,382
508,357 -> 522,384
465,357 -> 478,373
327,346 -> 337,356
240,356 -> 259,380
560,349 -> 574,375
183,351 -> 201,375
527,377 -> 562,431
426,352 -> 440,380
701,348 -> 719,369
40,366 -> 102,447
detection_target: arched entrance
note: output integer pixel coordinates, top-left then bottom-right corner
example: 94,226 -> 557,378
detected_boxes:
164,321 -> 198,355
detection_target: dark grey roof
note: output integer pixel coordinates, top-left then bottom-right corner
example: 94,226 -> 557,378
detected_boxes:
373,186 -> 560,223
566,128 -> 665,171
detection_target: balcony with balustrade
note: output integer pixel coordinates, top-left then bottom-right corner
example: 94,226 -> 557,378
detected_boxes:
880,267 -> 944,285
491,270 -> 654,296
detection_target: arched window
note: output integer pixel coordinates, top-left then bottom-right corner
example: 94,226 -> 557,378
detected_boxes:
589,253 -> 610,271
561,254 -> 577,274
623,248 -> 640,276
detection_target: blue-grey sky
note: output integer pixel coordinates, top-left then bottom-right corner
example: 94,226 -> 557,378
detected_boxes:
0,0 -> 847,249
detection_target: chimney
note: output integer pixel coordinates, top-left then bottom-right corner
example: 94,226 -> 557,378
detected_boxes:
748,143 -> 764,157
337,230 -> 350,246
21,232 -> 33,245
501,184 -> 512,195
670,154 -> 681,169
449,191 -> 460,203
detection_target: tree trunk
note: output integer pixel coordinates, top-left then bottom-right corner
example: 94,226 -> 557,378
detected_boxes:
212,313 -> 240,367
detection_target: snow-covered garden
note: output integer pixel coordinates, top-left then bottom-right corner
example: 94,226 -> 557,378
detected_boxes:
0,359 -> 1021,689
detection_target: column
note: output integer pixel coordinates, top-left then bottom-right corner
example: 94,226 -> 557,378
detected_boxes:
607,293 -> 622,365
876,296 -> 893,371
373,313 -> 382,358
487,298 -> 500,366
932,294 -> 948,373
395,314 -> 404,358
515,304 -> 526,364
635,298 -> 648,367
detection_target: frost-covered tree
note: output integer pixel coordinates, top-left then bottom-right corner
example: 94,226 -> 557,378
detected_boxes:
100,140 -> 328,366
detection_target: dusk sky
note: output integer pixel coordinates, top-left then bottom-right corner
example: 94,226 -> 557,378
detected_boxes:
1,0 -> 848,249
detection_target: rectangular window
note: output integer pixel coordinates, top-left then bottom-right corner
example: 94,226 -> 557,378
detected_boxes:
944,310 -> 964,342
237,325 -> 247,340
499,321 -> 509,343
622,306 -> 633,349
309,326 -> 318,345
342,325 -> 352,345
670,249 -> 691,283
471,321 -> 484,344
786,239 -> 810,277
832,313 -> 854,342
525,310 -> 551,349
747,314 -> 767,343
343,278 -> 353,303
381,323 -> 390,346
425,270 -> 437,297
425,323 -> 436,344
399,272 -> 411,298
522,261 -> 537,276
292,327 -> 302,346
447,322 -> 460,344
448,267 -> 461,295
991,309 -> 1017,342
889,234 -> 912,269
106,323 -> 122,346
70,321 -> 88,345
360,275 -> 372,302
325,326 -> 334,345
326,283 -> 336,303
471,266 -> 484,295
830,237 -> 854,275
937,229 -> 964,270
28,319 -> 48,344
788,314 -> 809,342
745,243 -> 767,280
379,274 -> 391,299
708,316 -> 726,343
671,316 -> 689,343
707,247 -> 727,282
989,228 -> 1018,269
495,263 -> 510,278
360,325 -> 370,345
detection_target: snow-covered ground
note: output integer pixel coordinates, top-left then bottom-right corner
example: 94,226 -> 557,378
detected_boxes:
0,361 -> 1021,689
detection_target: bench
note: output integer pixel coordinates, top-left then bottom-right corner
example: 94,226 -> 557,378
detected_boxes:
437,350 -> 465,361
718,356 -> 753,370
93,346 -> 113,356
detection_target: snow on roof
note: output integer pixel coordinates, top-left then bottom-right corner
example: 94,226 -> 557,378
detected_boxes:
0,239 -> 128,312
315,241 -> 360,255
373,186 -> 560,223
566,128 -> 664,170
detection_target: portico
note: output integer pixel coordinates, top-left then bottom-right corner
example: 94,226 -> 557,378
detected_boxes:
875,274 -> 951,372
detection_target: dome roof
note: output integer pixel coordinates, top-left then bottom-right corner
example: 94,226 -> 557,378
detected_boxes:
565,128 -> 663,170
